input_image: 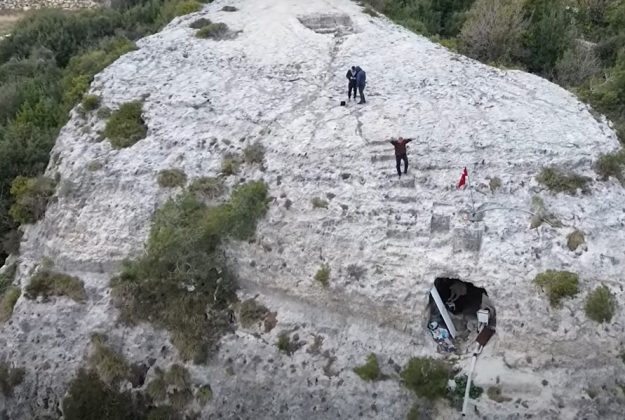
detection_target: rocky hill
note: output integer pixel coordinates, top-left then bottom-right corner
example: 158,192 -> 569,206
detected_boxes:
1,0 -> 624,418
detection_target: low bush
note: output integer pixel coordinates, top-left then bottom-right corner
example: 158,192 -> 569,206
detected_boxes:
533,270 -> 579,307
157,169 -> 187,188
243,142 -> 265,164
81,94 -> 101,111
189,18 -> 211,29
536,167 -> 590,195
221,156 -> 240,176
489,177 -> 502,192
25,269 -> 86,303
239,298 -> 269,328
595,150 -> 625,184
89,334 -> 130,386
0,362 -> 25,397
62,369 -> 147,420
567,230 -> 585,251
314,264 -> 330,287
0,286 -> 21,323
196,22 -> 230,39
585,285 -> 617,323
401,357 -> 451,400
311,197 -> 329,209
146,364 -> 192,410
221,6 -> 238,12
276,332 -> 301,356
196,384 -> 213,406
449,375 -> 483,409
363,6 -> 379,17
174,1 -> 202,17
104,101 -> 147,148
9,176 -> 56,224
188,176 -> 224,200
353,353 -> 381,381
111,182 -> 268,362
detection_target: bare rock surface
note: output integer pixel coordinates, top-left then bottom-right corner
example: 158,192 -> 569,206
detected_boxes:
1,0 -> 625,418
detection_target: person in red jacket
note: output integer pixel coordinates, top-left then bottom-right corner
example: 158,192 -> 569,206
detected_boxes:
390,137 -> 413,177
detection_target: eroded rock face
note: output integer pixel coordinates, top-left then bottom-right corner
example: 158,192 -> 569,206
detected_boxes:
1,0 -> 625,418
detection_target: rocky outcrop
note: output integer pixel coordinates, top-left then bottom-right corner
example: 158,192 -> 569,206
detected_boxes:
1,0 -> 624,418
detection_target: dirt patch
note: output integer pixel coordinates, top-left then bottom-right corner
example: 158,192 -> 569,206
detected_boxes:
0,11 -> 24,36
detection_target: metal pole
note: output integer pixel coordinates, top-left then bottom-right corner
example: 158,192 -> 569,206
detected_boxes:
462,345 -> 482,417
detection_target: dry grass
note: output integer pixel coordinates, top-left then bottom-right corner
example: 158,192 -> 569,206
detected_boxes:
0,12 -> 24,36
25,269 -> 86,303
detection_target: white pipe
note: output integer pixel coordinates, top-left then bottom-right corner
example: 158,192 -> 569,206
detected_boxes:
462,346 -> 481,417
429,286 -> 457,338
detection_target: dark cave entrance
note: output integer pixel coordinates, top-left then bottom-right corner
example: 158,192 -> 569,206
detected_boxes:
427,277 -> 496,352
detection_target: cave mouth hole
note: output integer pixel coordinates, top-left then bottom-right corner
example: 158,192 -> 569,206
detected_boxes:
427,277 -> 496,351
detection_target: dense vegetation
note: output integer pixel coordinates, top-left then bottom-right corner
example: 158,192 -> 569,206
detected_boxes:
111,181 -> 268,363
0,0 -> 209,263
365,0 -> 625,178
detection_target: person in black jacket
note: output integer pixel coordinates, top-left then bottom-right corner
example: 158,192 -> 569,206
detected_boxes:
346,66 -> 357,101
390,137 -> 413,177
354,66 -> 366,104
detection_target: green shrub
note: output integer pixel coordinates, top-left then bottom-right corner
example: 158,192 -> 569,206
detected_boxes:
0,362 -> 25,397
25,269 -> 86,303
146,364 -> 192,410
0,286 -> 21,323
174,1 -> 202,17
353,353 -> 381,381
276,332 -> 301,356
111,182 -> 268,362
189,18 -> 211,29
363,6 -> 379,17
567,230 -> 585,251
314,264 -> 330,287
401,357 -> 451,400
157,169 -> 187,188
188,176 -> 224,199
595,150 -> 625,184
221,6 -> 238,12
196,384 -> 213,406
81,94 -> 101,111
536,167 -> 590,194
221,156 -> 240,175
89,334 -> 130,386
239,298 -> 269,328
104,101 -> 147,148
196,23 -> 230,39
243,142 -> 265,164
489,177 -> 502,192
585,285 -> 617,323
62,369 -> 146,420
311,197 -> 329,209
449,375 -> 483,409
533,270 -> 579,307
9,176 -> 56,224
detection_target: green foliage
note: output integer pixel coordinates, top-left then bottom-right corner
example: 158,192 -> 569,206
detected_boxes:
567,230 -> 585,251
0,286 -> 21,323
62,369 -> 147,420
239,298 -> 269,328
276,332 -> 301,355
25,269 -> 86,303
221,156 -> 240,175
90,334 -> 130,386
188,176 -> 224,200
489,176 -> 502,192
243,141 -> 265,164
157,169 -> 187,188
146,364 -> 193,410
353,353 -> 381,381
0,362 -> 25,397
449,375 -> 483,409
196,22 -> 230,39
311,197 -> 329,209
9,176 -> 56,224
104,101 -> 147,148
401,357 -> 451,400
533,270 -> 579,307
595,150 -> 625,183
81,94 -> 101,111
314,264 -> 330,286
536,167 -> 590,195
585,285 -> 617,323
111,182 -> 268,362
174,1 -> 202,16
189,18 -> 212,29
196,384 -> 213,406
221,6 -> 238,12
